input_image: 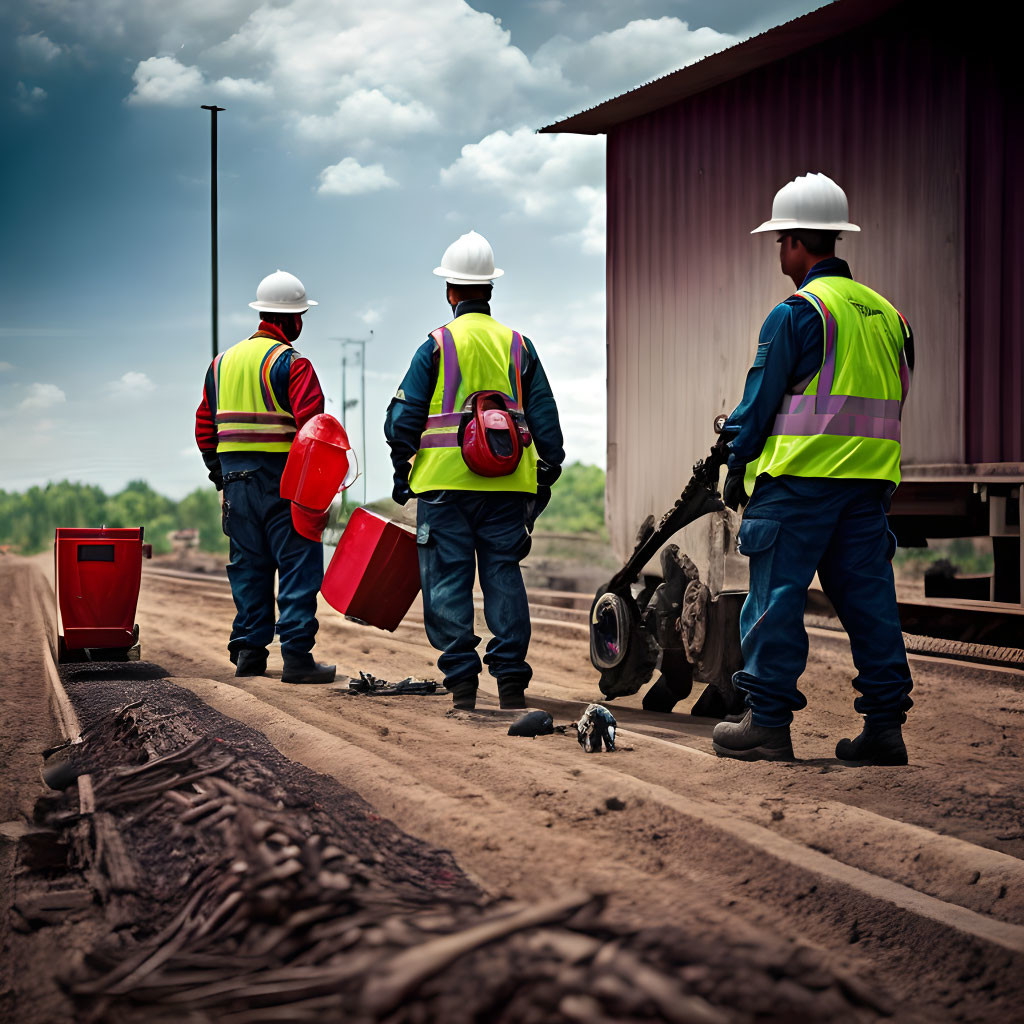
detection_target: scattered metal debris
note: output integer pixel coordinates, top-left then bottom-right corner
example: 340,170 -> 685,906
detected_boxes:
575,704 -> 617,753
348,671 -> 439,696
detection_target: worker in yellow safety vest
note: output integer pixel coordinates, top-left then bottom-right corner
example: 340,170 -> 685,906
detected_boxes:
713,173 -> 915,765
195,270 -> 336,684
385,232 -> 565,711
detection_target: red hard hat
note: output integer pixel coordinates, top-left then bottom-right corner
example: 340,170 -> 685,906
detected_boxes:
290,502 -> 330,543
280,413 -> 356,512
458,391 -> 527,478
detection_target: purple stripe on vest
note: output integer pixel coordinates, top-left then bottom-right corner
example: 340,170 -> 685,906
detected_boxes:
815,297 -> 838,403
216,411 -> 294,425
218,429 -> 296,444
418,431 -> 459,449
426,412 -> 462,428
773,410 -> 901,442
259,344 -> 287,412
434,327 -> 461,415
510,331 -> 524,406
779,394 -> 900,418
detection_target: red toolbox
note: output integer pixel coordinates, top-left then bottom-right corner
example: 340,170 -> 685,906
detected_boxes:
55,527 -> 149,661
321,509 -> 420,632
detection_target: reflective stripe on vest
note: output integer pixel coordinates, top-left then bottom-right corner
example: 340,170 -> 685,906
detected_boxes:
214,335 -> 297,453
744,278 -> 910,493
409,313 -> 537,493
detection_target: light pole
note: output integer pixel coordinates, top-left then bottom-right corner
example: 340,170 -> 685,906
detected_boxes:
334,332 -> 373,506
200,104 -> 226,360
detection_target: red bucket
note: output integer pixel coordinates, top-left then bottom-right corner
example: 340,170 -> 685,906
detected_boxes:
55,527 -> 145,652
322,509 -> 420,632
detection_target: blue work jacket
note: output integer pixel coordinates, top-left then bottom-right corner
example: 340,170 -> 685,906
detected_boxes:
385,300 -> 565,501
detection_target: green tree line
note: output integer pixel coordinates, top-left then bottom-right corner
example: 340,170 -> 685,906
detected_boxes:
538,461 -> 607,536
0,463 -> 609,556
0,480 -> 226,556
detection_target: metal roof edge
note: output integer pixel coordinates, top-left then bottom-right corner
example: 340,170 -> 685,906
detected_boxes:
538,0 -> 905,135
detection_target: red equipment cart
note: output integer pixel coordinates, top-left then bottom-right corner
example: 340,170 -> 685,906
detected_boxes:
54,527 -> 151,663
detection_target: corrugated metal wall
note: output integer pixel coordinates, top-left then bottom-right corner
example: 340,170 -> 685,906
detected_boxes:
604,8 -> 999,566
965,61 -> 1024,464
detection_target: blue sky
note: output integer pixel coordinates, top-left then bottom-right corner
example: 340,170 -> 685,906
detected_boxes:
1,0 -> 819,500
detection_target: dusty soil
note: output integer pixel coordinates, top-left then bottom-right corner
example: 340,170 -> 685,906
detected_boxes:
3,554 -> 1024,1022
10,672 -> 887,1023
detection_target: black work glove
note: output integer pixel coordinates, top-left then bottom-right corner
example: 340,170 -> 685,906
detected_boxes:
723,466 -> 748,511
537,460 -> 561,487
392,479 -> 413,506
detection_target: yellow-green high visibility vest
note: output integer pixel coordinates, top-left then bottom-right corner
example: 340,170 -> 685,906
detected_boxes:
409,312 -> 538,494
744,277 -> 911,493
214,333 -> 297,454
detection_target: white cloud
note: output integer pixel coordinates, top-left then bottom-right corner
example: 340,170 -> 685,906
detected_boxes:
210,1 -> 550,136
441,127 -> 605,253
297,89 -> 438,143
534,17 -> 738,98
107,371 -> 156,398
15,82 -> 48,115
126,55 -> 271,106
215,76 -> 273,101
20,383 -> 66,410
127,56 -> 204,105
317,157 -> 397,196
359,308 -> 382,326
0,361 -> 13,372
17,33 -> 62,63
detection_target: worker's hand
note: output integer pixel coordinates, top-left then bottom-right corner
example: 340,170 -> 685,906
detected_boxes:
537,461 -> 562,488
723,466 -> 748,511
218,489 -> 225,510
392,480 -> 413,506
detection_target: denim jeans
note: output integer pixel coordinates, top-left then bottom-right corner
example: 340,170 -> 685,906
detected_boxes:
221,466 -> 323,659
733,476 -> 914,728
416,492 -> 533,689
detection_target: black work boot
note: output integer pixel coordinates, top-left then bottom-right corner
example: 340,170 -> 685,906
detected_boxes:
281,654 -> 337,685
836,721 -> 908,766
712,709 -> 795,761
447,677 -> 478,711
497,679 -> 528,710
234,649 -> 268,677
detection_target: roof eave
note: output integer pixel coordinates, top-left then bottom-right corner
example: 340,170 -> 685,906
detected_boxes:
538,0 -> 903,135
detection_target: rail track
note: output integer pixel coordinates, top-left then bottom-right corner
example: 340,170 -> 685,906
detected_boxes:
143,565 -> 1024,672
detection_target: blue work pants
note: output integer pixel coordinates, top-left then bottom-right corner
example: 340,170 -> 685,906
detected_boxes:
221,467 -> 323,659
416,493 -> 532,689
734,476 -> 914,728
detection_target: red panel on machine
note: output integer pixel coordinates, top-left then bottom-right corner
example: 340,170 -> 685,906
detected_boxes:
321,509 -> 420,632
55,527 -> 144,649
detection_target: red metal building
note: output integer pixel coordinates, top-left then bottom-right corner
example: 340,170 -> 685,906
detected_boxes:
543,0 -> 1023,620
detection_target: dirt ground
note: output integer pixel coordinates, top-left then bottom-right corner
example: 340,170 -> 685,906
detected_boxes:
2,553 -> 1023,1021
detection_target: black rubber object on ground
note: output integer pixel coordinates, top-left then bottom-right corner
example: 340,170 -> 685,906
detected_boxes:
507,710 -> 554,737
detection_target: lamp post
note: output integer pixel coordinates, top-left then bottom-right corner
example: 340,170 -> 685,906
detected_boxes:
334,332 -> 373,506
200,104 -> 226,361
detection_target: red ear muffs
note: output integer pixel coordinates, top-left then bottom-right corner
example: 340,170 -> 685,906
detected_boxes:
457,391 -> 529,477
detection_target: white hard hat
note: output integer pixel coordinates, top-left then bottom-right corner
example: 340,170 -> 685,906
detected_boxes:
249,270 -> 318,313
751,172 -> 860,234
433,230 -> 504,284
